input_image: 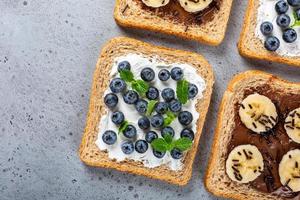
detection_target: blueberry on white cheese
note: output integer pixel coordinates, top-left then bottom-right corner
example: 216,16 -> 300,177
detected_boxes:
275,0 -> 289,14
102,130 -> 117,145
155,102 -> 168,114
178,111 -> 193,126
158,69 -> 171,81
260,21 -> 273,36
264,36 -> 280,51
161,126 -> 175,138
287,0 -> 300,7
123,90 -> 139,104
111,111 -> 125,125
121,141 -> 135,155
146,86 -> 159,100
110,78 -> 126,93
153,149 -> 166,158
135,140 -> 148,154
123,125 -> 137,139
283,28 -> 297,43
180,128 -> 195,140
170,148 -> 183,159
135,99 -> 148,114
104,93 -> 118,109
145,131 -> 158,143
151,114 -> 164,128
169,99 -> 182,112
141,67 -> 155,82
162,88 -> 175,102
138,116 -> 151,130
117,61 -> 131,72
188,83 -> 199,99
276,14 -> 291,28
171,67 -> 184,81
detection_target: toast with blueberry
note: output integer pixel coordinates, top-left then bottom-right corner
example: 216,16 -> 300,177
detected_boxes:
78,37 -> 214,185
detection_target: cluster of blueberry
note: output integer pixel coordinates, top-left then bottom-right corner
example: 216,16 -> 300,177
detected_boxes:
101,60 -> 198,160
261,0 -> 300,51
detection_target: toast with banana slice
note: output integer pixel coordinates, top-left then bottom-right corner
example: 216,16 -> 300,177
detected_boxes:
114,0 -> 234,46
205,70 -> 300,200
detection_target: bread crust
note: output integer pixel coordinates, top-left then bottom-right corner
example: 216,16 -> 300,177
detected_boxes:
78,37 -> 214,186
114,0 -> 234,46
238,0 -> 300,67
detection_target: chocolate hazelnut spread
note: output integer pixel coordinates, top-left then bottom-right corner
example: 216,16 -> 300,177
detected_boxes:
135,0 -> 220,26
228,84 -> 300,199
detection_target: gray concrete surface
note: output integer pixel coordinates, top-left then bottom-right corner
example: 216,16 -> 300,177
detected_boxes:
0,0 -> 300,200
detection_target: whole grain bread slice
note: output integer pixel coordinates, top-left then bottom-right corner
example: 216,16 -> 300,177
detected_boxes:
238,0 -> 300,67
78,37 -> 214,185
205,70 -> 300,200
114,0 -> 234,46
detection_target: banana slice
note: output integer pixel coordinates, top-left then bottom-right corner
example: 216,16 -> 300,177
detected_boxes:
285,108 -> 300,144
279,149 -> 300,192
239,93 -> 278,133
226,145 -> 264,183
141,0 -> 170,8
178,0 -> 213,13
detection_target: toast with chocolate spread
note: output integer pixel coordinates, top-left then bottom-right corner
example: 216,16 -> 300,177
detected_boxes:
114,0 -> 234,46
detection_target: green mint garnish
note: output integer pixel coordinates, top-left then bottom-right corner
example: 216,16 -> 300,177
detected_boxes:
146,100 -> 158,116
176,79 -> 189,104
119,69 -> 149,96
120,69 -> 134,82
173,137 -> 193,151
163,111 -> 177,127
291,12 -> 300,28
118,120 -> 129,134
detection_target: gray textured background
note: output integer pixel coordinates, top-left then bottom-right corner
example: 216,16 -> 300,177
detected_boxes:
1,0 -> 300,200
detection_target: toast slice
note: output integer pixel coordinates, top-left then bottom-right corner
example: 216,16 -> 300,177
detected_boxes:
238,0 -> 300,67
79,37 -> 214,185
114,0 -> 234,46
205,70 -> 300,200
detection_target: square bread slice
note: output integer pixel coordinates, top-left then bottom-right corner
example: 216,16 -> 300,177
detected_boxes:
79,37 -> 214,185
205,70 -> 300,200
114,0 -> 234,46
238,0 -> 300,67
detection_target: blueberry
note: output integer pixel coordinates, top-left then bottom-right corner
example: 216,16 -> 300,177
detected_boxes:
260,22 -> 273,36
180,128 -> 195,140
145,131 -> 158,143
102,130 -> 117,145
138,116 -> 150,130
121,141 -> 134,154
135,140 -> 149,153
150,114 -> 164,128
296,8 -> 300,19
153,149 -> 166,158
170,148 -> 183,159
146,86 -> 159,100
161,126 -> 175,138
264,36 -> 280,51
111,111 -> 125,125
169,99 -> 182,112
276,14 -> 291,28
118,61 -> 131,72
123,90 -> 139,104
104,93 -> 118,109
109,78 -> 126,93
178,111 -> 193,126
287,0 -> 300,6
275,0 -> 289,14
141,67 -> 155,82
123,125 -> 137,138
161,88 -> 175,102
158,69 -> 171,81
171,67 -> 184,81
283,28 -> 297,43
155,102 -> 168,114
135,99 -> 148,114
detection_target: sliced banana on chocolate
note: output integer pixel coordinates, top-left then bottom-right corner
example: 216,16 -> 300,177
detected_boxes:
178,0 -> 213,13
285,108 -> 300,143
226,145 -> 264,183
142,0 -> 170,8
239,93 -> 278,133
279,149 -> 300,192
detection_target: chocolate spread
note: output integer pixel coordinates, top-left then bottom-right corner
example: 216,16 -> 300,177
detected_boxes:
228,84 -> 300,199
135,0 -> 221,26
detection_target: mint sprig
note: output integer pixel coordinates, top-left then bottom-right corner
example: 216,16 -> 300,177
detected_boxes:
146,100 -> 158,116
163,111 -> 177,127
291,11 -> 300,28
118,120 -> 129,134
176,79 -> 189,104
120,70 -> 134,82
119,69 -> 149,96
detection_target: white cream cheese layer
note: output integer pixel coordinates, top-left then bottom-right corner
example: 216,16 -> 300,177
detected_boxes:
255,0 -> 300,57
95,54 -> 206,171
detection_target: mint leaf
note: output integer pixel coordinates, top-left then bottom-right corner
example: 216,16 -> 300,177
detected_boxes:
118,121 -> 129,134
146,100 -> 158,116
163,133 -> 173,144
120,69 -> 134,82
151,138 -> 168,152
131,80 -> 149,96
291,11 -> 300,28
163,111 -> 177,127
173,137 -> 193,151
176,79 -> 189,104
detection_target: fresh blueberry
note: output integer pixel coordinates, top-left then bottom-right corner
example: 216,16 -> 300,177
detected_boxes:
155,102 -> 168,114
276,14 -> 291,28
161,88 -> 175,102
287,0 -> 300,6
146,86 -> 159,100
188,83 -> 199,99
161,126 -> 175,138
170,148 -> 183,159
141,67 -> 155,82
264,36 -> 280,51
145,131 -> 158,143
123,90 -> 139,104
135,140 -> 149,153
158,69 -> 171,81
104,93 -> 118,109
138,116 -> 150,130
260,22 -> 273,36
283,28 -> 297,43
111,111 -> 125,125
123,125 -> 137,138
171,67 -> 184,81
296,8 -> 300,19
135,99 -> 148,114
121,141 -> 134,154
118,61 -> 131,72
178,111 -> 193,126
153,149 -> 166,158
109,78 -> 126,93
169,99 -> 182,112
102,130 -> 117,145
180,128 -> 195,140
275,0 -> 289,14
150,114 -> 164,128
